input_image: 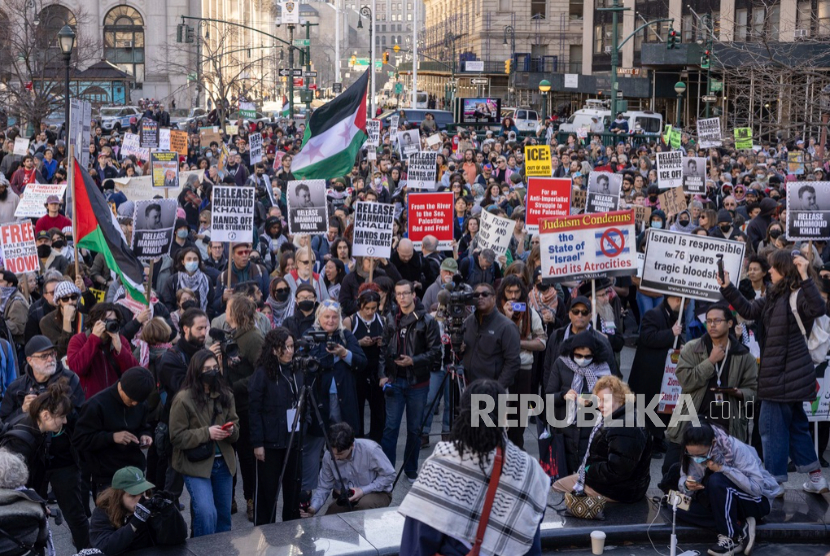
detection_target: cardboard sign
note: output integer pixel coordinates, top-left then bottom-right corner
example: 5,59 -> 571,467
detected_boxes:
150,152 -> 179,189
140,119 -> 159,149
366,120 -> 381,146
658,350 -> 682,413
478,209 -> 513,256
524,145 -> 552,177
426,133 -> 442,147
249,133 -> 263,165
633,205 -> 652,232
786,181 -> 830,240
657,151 -> 683,189
14,183 -> 67,219
0,221 -> 38,273
640,229 -> 746,302
226,124 -> 239,136
788,151 -> 805,175
734,127 -> 753,150
571,189 -> 586,213
287,180 -> 329,235
122,133 -> 149,161
170,130 -> 188,158
586,172 -> 621,214
658,187 -> 687,218
13,137 -> 29,156
682,157 -> 707,194
697,117 -> 722,148
352,201 -> 395,258
210,186 -> 256,242
407,152 -> 438,190
525,178 -> 572,233
199,127 -> 223,149
539,210 -> 637,282
131,199 -> 177,260
408,192 -> 454,250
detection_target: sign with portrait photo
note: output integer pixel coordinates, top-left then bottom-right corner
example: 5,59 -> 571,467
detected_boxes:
585,171 -> 622,214
287,179 -> 329,235
131,199 -> 177,260
786,181 -> 830,240
150,151 -> 179,189
682,157 -> 707,195
398,129 -> 421,158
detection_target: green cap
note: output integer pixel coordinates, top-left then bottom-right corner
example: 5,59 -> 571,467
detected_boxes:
111,466 -> 155,495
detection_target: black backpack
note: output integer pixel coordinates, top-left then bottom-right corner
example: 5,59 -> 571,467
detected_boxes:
0,489 -> 50,556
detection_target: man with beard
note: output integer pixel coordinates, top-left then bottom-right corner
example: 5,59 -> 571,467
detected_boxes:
36,230 -> 70,274
226,151 -> 249,187
67,302 -> 139,400
0,335 -> 89,550
0,174 -> 20,223
10,155 -> 44,195
40,281 -> 84,360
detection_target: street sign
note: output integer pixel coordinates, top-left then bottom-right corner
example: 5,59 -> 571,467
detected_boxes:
471,78 -> 488,84
293,39 -> 311,47
616,91 -> 623,98
333,83 -> 343,93
465,60 -> 484,72
393,44 -> 401,53
394,83 -> 403,94
710,80 -> 723,92
305,70 -> 317,77
278,69 -> 291,77
291,69 -> 303,77
617,68 -> 641,76
702,95 -> 718,103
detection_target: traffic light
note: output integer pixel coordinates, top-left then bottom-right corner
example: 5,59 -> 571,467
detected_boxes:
382,51 -> 389,64
504,59 -> 511,74
667,26 -> 677,49
176,23 -> 185,43
185,25 -> 195,43
350,55 -> 357,67
701,49 -> 710,69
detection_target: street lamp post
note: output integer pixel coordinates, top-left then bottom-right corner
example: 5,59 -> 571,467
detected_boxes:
674,81 -> 686,128
539,79 -> 551,122
503,26 -> 515,106
58,25 -> 75,143
358,6 -> 375,115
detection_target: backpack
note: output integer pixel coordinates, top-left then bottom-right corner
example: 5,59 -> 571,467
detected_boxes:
789,290 -> 830,365
0,489 -> 51,556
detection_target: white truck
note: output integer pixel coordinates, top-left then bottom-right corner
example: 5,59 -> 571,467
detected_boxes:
558,99 -> 663,135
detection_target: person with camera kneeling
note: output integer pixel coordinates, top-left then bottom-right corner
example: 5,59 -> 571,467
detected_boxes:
89,466 -> 187,555
67,302 -> 139,399
300,422 -> 394,517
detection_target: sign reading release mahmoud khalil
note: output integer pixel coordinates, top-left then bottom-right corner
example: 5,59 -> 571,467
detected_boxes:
786,181 -> 830,241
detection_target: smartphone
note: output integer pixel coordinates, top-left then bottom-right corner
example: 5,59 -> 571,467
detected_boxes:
511,302 -> 527,312
220,422 -> 234,431
716,254 -> 724,283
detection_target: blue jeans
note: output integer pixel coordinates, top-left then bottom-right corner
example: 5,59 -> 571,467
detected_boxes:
636,292 -> 663,331
759,400 -> 820,483
381,377 -> 429,478
422,369 -> 451,436
183,456 -> 233,537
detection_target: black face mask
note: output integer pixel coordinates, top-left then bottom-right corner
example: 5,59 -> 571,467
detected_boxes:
769,229 -> 782,239
276,290 -> 290,302
37,245 -> 52,258
298,300 -> 315,313
679,219 -> 690,227
52,240 -> 66,249
200,370 -> 220,389
333,185 -> 345,192
720,224 -> 731,233
649,195 -> 658,202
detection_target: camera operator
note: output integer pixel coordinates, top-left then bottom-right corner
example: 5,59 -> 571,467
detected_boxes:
249,327 -> 304,525
0,336 -> 88,550
89,466 -> 187,555
461,283 -> 521,388
300,422 -> 394,517
379,280 -> 441,481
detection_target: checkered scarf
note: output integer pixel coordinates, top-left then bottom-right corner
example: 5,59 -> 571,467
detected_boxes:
398,440 -> 550,555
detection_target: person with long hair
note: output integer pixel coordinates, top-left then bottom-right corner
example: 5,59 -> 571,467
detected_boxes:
398,379 -> 549,556
718,250 -> 829,494
169,348 -> 240,537
676,421 -> 779,556
331,237 -> 355,273
264,276 -> 293,329
457,215 -> 479,260
248,327 -> 303,525
161,247 -> 215,315
323,258 -> 347,300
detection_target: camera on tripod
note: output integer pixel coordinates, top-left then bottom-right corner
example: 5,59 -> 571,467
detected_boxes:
209,328 -> 240,364
437,274 -> 475,351
293,329 -> 329,374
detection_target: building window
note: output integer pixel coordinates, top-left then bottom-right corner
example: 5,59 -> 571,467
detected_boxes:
819,1 -> 830,35
382,35 -> 387,45
103,6 -> 145,83
37,5 -> 77,55
682,14 -> 694,43
798,2 -> 812,33
767,5 -> 780,41
594,24 -> 604,54
499,0 -> 511,11
531,0 -> 546,19
735,8 -> 748,41
569,0 -> 583,19
751,7 -> 765,41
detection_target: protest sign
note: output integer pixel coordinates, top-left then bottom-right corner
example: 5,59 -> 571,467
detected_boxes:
352,202 -> 395,258
13,137 -> 29,156
734,127 -> 753,149
670,128 -> 681,149
786,181 -> 830,240
632,205 -> 652,232
477,210 -> 513,256
151,152 -> 179,189
524,145 -> 552,177
426,133 -> 442,148
585,172 -> 622,214
170,130 -> 188,158
88,288 -> 106,304
199,127 -> 223,149
697,117 -> 722,148
390,115 -> 400,134
398,130 -> 421,157
657,350 -> 683,413
159,129 -> 171,151
239,101 -> 256,119
538,210 -> 637,282
658,187 -> 687,218
656,151 -> 683,189
525,178 -> 571,233
640,229 -> 745,302
122,133 -> 149,161
366,120 -> 381,146
287,180 -> 328,235
0,221 -> 38,273
788,151 -> 805,175
249,133 -> 263,164
69,99 -> 92,170
140,119 -> 159,149
14,183 -> 67,218
210,186 -> 256,242
571,189 -> 586,213
682,157 -> 707,194
408,192 -> 454,250
226,124 -> 239,136
131,199 -> 177,260
113,170 -> 195,202
407,152 -> 438,189
805,364 -> 830,422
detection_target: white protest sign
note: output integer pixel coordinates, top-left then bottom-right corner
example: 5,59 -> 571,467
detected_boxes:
0,221 -> 38,273
366,120 -> 381,146
287,180 -> 329,235
14,183 -> 67,218
249,133 -> 263,164
131,199 -> 177,260
426,133 -> 442,148
122,133 -> 149,161
477,210 -> 513,256
656,151 -> 683,189
69,99 -> 92,170
407,151 -> 438,189
805,365 -> 830,422
352,201 -> 395,258
640,229 -> 745,302
682,157 -> 707,195
390,115 -> 400,134
539,210 -> 637,282
159,128 -> 171,151
697,117 -> 722,148
585,172 -> 622,214
658,350 -> 683,413
210,186 -> 256,242
13,138 -> 29,156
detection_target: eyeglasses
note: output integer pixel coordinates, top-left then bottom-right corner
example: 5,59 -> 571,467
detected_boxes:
472,292 -> 493,299
60,294 -> 79,302
297,259 -> 310,265
571,309 -> 591,316
235,249 -> 251,255
275,288 -> 290,294
395,291 -> 413,298
706,318 -> 727,326
31,350 -> 57,361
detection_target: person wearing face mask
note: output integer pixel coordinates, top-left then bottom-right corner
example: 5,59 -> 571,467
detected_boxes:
259,216 -> 289,272
745,197 -> 779,252
264,277 -> 293,329
671,209 -> 696,234
161,247 -> 214,316
0,336 -> 88,550
36,230 -> 69,274
169,349 -> 239,536
710,209 -> 736,240
758,222 -> 784,253
284,284 -> 319,338
170,218 -> 196,264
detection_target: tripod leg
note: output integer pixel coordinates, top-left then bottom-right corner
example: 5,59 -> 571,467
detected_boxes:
270,384 -> 308,524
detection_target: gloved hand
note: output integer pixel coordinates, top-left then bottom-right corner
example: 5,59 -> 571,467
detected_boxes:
133,501 -> 152,522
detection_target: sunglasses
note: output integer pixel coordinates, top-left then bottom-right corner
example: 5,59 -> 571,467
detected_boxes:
570,308 -> 590,316
275,288 -> 290,294
235,249 -> 251,255
61,294 -> 80,302
536,282 -> 551,292
472,292 -> 493,299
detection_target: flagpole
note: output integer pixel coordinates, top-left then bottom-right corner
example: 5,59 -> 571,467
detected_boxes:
145,259 -> 154,307
69,144 -> 79,279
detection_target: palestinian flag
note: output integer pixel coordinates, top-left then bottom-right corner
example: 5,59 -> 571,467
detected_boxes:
74,161 -> 147,304
292,70 -> 369,180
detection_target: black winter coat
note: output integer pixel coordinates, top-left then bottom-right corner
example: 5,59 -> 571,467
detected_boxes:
585,405 -> 653,503
628,301 -> 684,403
248,363 -> 303,450
722,279 -> 825,402
379,308 -> 442,385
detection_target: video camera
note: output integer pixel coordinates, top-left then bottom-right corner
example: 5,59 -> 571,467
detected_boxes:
436,274 -> 475,351
209,328 -> 240,366
16,383 -> 47,405
293,329 -> 329,374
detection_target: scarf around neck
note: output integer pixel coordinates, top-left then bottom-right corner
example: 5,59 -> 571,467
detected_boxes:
178,270 -> 209,311
0,286 -> 17,313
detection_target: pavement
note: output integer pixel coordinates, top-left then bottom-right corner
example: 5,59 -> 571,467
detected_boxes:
51,344 -> 830,555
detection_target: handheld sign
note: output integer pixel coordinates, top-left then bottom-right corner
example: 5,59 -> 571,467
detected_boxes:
682,157 -> 706,194
697,117 -> 722,148
352,201 -> 395,258
734,128 -> 753,150
786,181 -> 830,240
366,120 -> 381,146
13,137 -> 29,156
788,152 -> 805,175
140,119 -> 159,149
131,199 -> 177,260
150,152 -> 179,189
585,172 -> 621,214
210,186 -> 256,242
0,222 -> 38,273
539,210 -> 637,282
15,183 -> 67,219
398,130 -> 421,158
524,145 -> 552,177
408,192 -> 454,250
287,180 -> 328,235
169,130 -> 188,158
407,152 -> 438,190
249,133 -> 263,164
525,178 -> 571,233
477,210 -> 513,256
656,151 -> 683,189
122,133 -> 149,161
640,229 -> 745,302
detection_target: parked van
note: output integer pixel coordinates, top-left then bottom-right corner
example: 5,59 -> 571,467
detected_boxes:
513,107 -> 539,132
558,100 -> 662,134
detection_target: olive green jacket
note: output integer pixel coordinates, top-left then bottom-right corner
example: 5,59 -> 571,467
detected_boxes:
169,388 -> 239,478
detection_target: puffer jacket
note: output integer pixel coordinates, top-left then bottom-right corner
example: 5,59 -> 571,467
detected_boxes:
722,279 -> 824,402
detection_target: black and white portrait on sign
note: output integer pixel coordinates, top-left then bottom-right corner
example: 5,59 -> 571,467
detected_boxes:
786,181 -> 830,241
131,198 -> 177,259
585,171 -> 622,214
287,179 -> 328,234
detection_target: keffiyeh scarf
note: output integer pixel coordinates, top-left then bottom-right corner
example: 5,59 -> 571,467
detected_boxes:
398,440 -> 549,556
559,355 -> 611,425
178,270 -> 209,312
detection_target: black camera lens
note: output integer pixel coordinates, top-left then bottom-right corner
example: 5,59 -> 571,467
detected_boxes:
105,319 -> 120,333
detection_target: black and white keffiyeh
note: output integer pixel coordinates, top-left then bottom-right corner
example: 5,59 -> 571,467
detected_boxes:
398,440 -> 550,555
178,270 -> 209,311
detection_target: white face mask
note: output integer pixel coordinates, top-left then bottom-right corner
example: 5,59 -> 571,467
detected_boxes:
573,356 -> 593,368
